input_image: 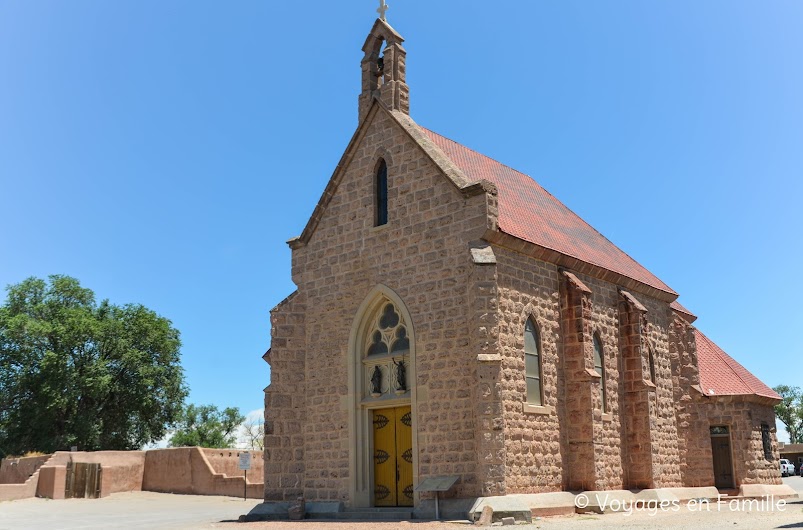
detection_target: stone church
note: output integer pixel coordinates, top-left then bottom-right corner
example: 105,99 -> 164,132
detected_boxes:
262,16 -> 788,516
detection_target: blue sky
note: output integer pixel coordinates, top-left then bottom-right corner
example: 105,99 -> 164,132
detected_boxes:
1,2 -> 801,440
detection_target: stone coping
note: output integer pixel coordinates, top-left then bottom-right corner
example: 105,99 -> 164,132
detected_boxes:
739,483 -> 799,500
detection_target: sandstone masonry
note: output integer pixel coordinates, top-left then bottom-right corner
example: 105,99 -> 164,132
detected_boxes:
263,17 -> 783,510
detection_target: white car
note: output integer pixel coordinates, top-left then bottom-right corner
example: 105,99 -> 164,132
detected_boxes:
780,459 -> 795,477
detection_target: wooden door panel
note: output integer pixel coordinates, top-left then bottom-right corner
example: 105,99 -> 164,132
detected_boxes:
373,406 -> 413,507
373,410 -> 397,506
395,406 -> 413,507
711,436 -> 734,489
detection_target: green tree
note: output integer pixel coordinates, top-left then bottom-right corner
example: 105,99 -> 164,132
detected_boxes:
773,385 -> 803,443
0,275 -> 187,457
169,404 -> 244,448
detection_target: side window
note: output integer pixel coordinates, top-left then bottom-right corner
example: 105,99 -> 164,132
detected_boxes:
593,333 -> 606,413
524,318 -> 543,406
761,423 -> 772,460
648,345 -> 657,384
376,159 -> 388,226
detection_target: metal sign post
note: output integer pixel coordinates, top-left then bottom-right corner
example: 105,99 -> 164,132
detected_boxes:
413,475 -> 460,520
238,452 -> 252,501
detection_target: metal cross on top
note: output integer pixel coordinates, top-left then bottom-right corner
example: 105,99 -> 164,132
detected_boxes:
377,0 -> 389,21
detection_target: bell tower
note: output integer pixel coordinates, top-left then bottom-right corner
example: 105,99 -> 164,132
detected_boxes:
358,18 -> 410,123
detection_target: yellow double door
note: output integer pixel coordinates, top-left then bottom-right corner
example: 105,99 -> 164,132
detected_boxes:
373,405 -> 413,507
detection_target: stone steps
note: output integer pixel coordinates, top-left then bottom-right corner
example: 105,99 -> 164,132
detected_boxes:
307,507 -> 414,521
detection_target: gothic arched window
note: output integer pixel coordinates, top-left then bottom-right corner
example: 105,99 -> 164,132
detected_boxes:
593,333 -> 607,413
364,299 -> 409,397
376,159 -> 388,226
648,345 -> 657,384
524,318 -> 543,406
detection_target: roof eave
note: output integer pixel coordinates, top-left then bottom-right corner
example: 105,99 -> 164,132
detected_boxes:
483,229 -> 678,303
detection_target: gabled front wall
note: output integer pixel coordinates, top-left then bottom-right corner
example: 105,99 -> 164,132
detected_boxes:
266,106 -> 494,504
265,112 -> 783,506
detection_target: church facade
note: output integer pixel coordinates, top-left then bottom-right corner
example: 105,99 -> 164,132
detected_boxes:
263,18 -> 784,511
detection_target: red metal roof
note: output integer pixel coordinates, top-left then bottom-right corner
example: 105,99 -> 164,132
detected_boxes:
696,329 -> 780,400
421,128 -> 676,294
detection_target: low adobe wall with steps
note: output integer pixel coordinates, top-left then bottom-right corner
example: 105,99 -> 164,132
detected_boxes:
0,447 -> 264,501
0,454 -> 51,484
142,447 -> 263,499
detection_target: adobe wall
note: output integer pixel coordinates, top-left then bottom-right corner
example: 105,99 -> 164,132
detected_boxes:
266,107 -> 493,503
0,454 -> 51,484
0,476 -> 39,501
45,451 -> 146,497
143,447 -> 263,499
21,448 -> 265,501
202,448 -> 263,479
36,465 -> 66,499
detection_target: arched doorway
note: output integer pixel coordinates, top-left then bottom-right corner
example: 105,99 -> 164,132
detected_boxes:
348,285 -> 417,508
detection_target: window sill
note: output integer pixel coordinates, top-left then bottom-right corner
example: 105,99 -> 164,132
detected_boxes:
369,223 -> 390,233
601,413 -> 613,422
523,403 -> 555,415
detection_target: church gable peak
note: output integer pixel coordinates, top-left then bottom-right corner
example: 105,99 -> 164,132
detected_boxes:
359,18 -> 409,123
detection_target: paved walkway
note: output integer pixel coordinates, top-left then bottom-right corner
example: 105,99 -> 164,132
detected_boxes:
0,491 -> 251,530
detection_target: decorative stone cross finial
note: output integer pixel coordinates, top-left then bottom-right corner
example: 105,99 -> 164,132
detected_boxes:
377,0 -> 389,21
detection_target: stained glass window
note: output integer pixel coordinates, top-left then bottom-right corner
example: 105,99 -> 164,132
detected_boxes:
366,301 -> 407,357
524,319 -> 542,406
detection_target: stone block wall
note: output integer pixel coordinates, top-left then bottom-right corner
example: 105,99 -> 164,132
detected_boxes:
583,273 -> 626,491
492,251 -> 688,493
266,103 -> 783,506
668,314 -> 712,487
264,291 -> 307,501
640,297 -> 682,488
494,246 -> 563,494
267,105 -> 494,504
668,315 -> 782,489
680,397 -> 782,488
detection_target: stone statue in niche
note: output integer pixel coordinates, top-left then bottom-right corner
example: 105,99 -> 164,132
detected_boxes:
393,358 -> 406,394
370,365 -> 382,397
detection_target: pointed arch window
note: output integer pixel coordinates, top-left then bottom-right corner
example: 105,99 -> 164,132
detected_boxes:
375,159 -> 388,226
524,318 -> 543,406
363,299 -> 409,398
593,333 -> 607,413
648,345 -> 657,384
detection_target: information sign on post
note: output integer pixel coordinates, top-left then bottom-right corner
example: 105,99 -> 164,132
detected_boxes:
238,451 -> 252,470
239,452 -> 251,501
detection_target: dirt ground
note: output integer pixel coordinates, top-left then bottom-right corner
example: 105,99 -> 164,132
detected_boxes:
218,498 -> 803,530
0,478 -> 801,530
